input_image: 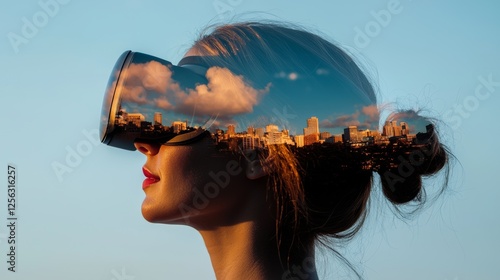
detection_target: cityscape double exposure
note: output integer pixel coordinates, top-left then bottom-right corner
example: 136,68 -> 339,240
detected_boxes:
103,52 -> 435,172
114,106 -> 434,171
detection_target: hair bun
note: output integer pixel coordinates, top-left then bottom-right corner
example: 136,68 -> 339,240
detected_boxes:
379,170 -> 422,204
375,111 -> 449,204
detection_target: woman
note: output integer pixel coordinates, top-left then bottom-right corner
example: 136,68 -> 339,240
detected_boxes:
100,21 -> 449,279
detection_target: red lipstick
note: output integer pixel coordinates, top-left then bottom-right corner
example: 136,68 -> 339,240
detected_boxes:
142,167 -> 160,190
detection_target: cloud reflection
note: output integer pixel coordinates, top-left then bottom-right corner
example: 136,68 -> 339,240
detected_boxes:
119,61 -> 269,122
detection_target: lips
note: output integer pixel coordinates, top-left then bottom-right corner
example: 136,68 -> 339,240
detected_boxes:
142,167 -> 160,190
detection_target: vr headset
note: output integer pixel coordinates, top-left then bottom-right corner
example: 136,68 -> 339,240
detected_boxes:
100,51 -> 376,152
100,51 -> 218,151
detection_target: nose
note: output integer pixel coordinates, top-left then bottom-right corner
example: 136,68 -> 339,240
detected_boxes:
134,142 -> 161,156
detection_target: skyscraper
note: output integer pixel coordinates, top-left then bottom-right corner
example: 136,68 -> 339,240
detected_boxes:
154,112 -> 162,126
304,116 -> 319,135
126,113 -> 145,127
320,131 -> 331,140
255,127 -> 264,138
247,126 -> 255,136
400,122 -> 408,135
383,121 -> 393,137
294,135 -> 304,147
267,131 -> 283,145
172,121 -> 187,133
227,124 -> 236,136
344,126 -> 359,143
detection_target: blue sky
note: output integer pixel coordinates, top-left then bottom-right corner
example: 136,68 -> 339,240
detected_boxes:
1,0 -> 499,279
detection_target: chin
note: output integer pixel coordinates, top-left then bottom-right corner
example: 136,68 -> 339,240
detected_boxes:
141,201 -> 167,223
140,202 -> 192,225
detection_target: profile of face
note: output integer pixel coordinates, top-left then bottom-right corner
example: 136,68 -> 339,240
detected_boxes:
134,135 -> 270,228
135,137 -> 231,224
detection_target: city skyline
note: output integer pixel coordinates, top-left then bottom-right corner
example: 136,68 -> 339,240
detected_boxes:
114,105 -> 431,151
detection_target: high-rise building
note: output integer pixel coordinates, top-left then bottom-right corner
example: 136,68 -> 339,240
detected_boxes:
333,134 -> 343,143
242,136 -> 259,150
393,125 -> 402,136
304,133 -> 319,146
305,116 -> 319,135
344,126 -> 359,143
266,124 -> 279,133
400,122 -> 408,135
267,131 -> 283,145
247,126 -> 255,136
154,112 -> 162,126
126,113 -> 145,127
227,124 -> 236,136
320,131 -> 331,140
255,127 -> 264,138
294,135 -> 304,147
383,121 -> 392,137
172,121 -> 187,133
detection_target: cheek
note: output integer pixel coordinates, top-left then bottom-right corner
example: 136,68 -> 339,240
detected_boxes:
141,179 -> 194,224
140,141 -> 245,224
140,147 -> 213,223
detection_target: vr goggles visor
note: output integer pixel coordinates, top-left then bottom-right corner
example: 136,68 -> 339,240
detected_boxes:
100,50 -> 388,153
100,51 -> 218,151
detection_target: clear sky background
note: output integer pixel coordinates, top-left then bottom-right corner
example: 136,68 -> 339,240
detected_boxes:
0,0 -> 499,279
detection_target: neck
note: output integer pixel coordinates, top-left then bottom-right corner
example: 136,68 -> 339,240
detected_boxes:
198,220 -> 318,280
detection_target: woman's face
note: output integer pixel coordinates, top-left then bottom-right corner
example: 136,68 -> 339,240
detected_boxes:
134,137 -> 256,227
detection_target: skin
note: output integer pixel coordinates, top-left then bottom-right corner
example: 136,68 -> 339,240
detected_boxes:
132,47 -> 319,280
134,137 -> 319,280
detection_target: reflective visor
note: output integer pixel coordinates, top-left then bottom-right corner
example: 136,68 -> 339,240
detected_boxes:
101,50 -> 401,154
100,51 -> 211,150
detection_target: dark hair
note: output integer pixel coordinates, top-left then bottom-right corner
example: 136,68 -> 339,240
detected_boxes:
190,21 -> 451,267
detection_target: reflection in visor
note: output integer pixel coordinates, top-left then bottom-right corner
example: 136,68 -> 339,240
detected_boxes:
100,51 -> 433,158
100,51 -> 213,150
100,51 -> 272,150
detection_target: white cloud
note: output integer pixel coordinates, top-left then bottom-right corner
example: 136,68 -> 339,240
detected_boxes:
175,66 -> 269,117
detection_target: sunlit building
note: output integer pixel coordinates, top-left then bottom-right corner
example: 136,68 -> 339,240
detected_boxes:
400,121 -> 408,135
383,121 -> 405,137
172,121 -> 187,133
320,131 -> 331,140
154,112 -> 162,126
255,128 -> 264,138
304,133 -> 319,146
247,126 -> 255,136
227,124 -> 236,136
242,135 -> 260,150
127,113 -> 145,127
306,117 -> 319,134
344,126 -> 359,143
303,116 -> 320,145
294,135 -> 304,147
267,131 -> 283,145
